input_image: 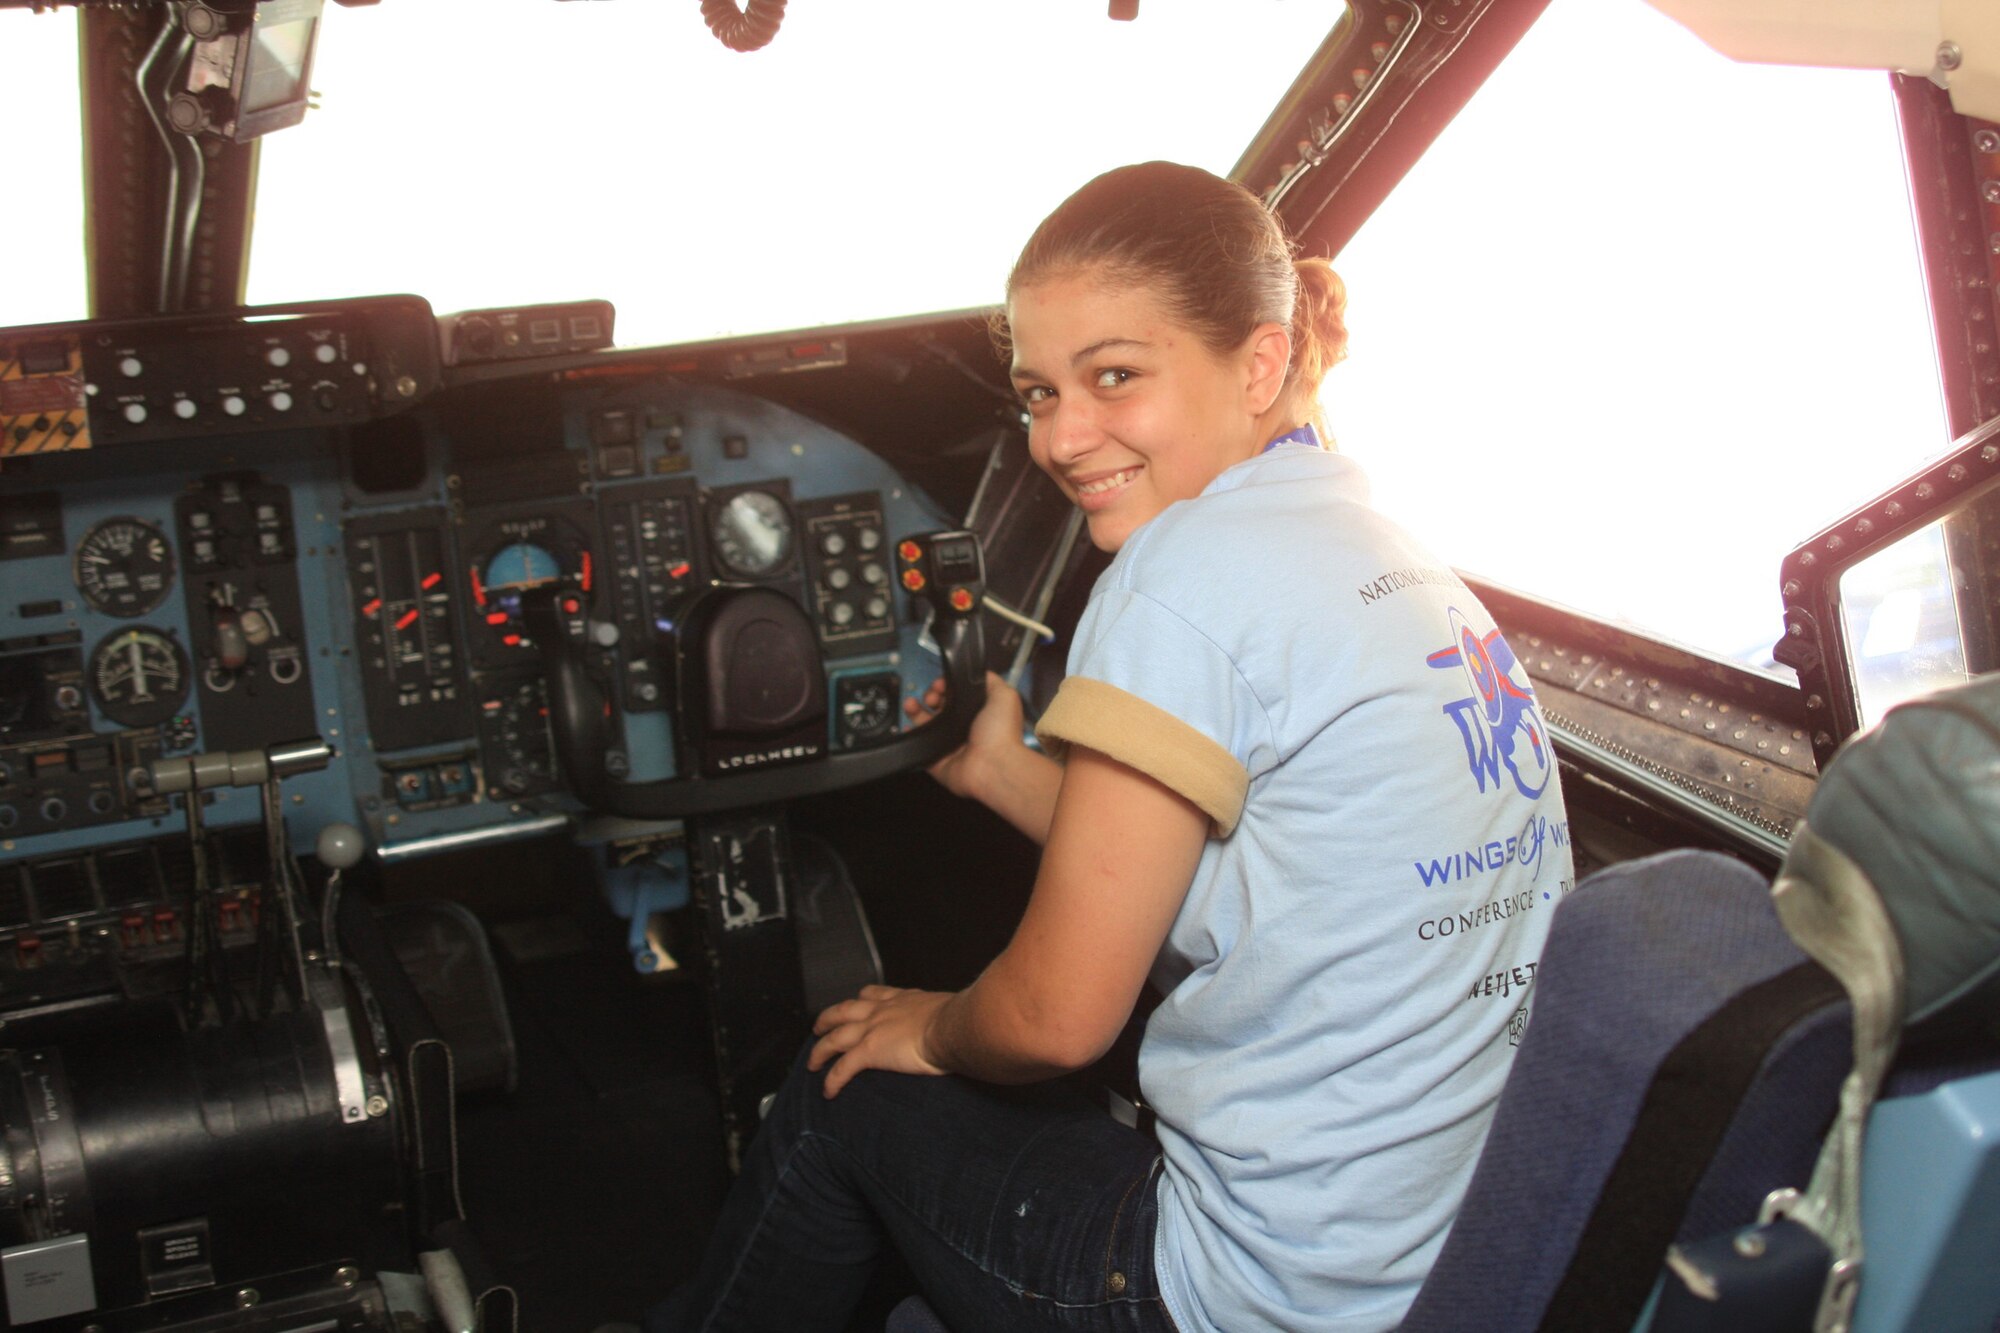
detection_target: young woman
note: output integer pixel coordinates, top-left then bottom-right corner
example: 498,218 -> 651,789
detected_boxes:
650,161 -> 1570,1333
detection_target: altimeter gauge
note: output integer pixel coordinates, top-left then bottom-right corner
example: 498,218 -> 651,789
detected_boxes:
74,516 -> 177,617
89,627 -> 192,729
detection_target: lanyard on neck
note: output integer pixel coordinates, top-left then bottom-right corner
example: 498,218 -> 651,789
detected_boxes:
1262,423 -> 1323,454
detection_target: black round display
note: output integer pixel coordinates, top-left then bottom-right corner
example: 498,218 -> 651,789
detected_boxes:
837,677 -> 899,743
89,626 -> 191,729
74,516 -> 176,617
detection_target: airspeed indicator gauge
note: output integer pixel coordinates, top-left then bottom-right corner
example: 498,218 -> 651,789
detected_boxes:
711,489 -> 794,579
75,516 -> 176,617
89,627 -> 191,729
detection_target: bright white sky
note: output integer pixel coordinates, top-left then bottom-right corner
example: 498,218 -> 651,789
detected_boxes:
1,0 -> 1951,673
250,0 -> 1339,345
1327,0 -> 1949,663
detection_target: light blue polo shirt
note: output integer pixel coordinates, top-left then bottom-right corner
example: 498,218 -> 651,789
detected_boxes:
1036,441 -> 1571,1332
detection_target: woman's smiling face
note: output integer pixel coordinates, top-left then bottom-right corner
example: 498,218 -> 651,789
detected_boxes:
1008,270 -> 1289,553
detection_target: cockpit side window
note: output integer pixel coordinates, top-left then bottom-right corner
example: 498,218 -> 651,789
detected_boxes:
1327,0 -> 1948,674
6,12 -> 86,326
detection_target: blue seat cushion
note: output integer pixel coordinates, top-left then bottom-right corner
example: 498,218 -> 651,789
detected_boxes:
1402,848 -> 1849,1332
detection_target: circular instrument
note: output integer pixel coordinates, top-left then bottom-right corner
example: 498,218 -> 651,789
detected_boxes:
710,490 -> 794,579
74,517 -> 176,617
88,626 -> 192,729
836,675 -> 899,743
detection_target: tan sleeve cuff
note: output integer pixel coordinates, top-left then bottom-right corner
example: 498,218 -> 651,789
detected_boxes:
1035,677 -> 1250,836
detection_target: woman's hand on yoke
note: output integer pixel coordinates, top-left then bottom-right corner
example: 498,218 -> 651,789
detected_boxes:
904,671 -> 1024,799
905,672 -> 1062,844
809,984 -> 952,1098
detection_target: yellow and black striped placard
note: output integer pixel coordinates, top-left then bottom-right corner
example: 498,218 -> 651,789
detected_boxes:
0,335 -> 92,455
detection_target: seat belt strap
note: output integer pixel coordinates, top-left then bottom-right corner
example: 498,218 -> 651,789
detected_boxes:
1539,959 -> 1845,1331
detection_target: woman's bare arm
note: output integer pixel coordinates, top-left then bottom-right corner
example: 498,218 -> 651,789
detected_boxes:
811,745 -> 1205,1093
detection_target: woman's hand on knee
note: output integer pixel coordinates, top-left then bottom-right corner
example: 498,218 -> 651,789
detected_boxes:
809,984 -> 951,1098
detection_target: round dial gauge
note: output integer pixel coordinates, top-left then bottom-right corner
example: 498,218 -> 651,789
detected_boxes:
74,516 -> 176,617
89,627 -> 191,729
837,676 -> 899,744
711,490 -> 794,579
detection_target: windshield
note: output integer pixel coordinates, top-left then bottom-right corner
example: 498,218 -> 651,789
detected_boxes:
6,3 -> 1344,341
282,2 -> 1350,345
1,0 -> 1953,680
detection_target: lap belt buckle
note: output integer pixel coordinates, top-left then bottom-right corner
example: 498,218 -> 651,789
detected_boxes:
1756,1189 -> 1859,1333
1653,1189 -> 1843,1333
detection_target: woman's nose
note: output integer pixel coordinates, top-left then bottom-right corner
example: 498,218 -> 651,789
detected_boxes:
1040,400 -> 1100,467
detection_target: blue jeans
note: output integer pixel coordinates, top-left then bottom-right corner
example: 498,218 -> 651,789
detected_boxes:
646,1044 -> 1177,1333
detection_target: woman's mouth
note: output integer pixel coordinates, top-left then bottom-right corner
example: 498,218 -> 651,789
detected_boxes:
1073,466 -> 1140,508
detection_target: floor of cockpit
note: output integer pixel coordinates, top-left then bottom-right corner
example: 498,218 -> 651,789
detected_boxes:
453,899 -> 724,1331
426,771 -> 1042,1332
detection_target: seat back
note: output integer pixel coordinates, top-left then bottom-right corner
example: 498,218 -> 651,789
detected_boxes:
1400,847 -> 1852,1332
1643,676 -> 2000,1333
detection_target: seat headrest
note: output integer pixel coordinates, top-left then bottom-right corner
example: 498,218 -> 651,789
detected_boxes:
1804,673 -> 2000,1024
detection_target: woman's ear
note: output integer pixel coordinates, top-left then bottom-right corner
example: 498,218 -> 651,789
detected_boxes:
1244,322 -> 1292,415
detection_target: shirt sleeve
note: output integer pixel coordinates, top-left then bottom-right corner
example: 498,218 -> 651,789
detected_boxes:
1034,585 -> 1269,836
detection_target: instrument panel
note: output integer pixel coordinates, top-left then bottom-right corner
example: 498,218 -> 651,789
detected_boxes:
0,300 -> 974,952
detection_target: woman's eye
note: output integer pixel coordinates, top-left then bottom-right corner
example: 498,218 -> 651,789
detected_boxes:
1018,385 -> 1053,406
1094,367 -> 1134,390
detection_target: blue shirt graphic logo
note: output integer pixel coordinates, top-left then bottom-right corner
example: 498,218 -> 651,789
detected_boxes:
1426,607 -> 1553,800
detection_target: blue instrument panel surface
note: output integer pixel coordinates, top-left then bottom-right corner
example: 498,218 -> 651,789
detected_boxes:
0,376 -> 952,886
